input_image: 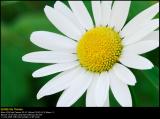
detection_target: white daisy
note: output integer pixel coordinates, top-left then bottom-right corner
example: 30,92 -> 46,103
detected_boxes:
22,1 -> 159,107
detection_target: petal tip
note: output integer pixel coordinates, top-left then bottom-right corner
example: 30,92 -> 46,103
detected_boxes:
150,65 -> 154,69
147,63 -> 154,69
32,72 -> 38,78
145,63 -> 154,70
22,55 -> 27,62
36,92 -> 43,100
22,54 -> 31,62
122,101 -> 132,107
54,1 -> 61,8
44,5 -> 53,15
132,82 -> 136,86
44,5 -> 50,10
30,32 -> 37,43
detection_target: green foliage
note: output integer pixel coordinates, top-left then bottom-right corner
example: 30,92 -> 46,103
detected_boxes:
1,1 -> 159,107
130,67 -> 159,107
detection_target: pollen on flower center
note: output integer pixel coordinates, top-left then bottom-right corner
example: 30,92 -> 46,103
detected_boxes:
77,27 -> 123,73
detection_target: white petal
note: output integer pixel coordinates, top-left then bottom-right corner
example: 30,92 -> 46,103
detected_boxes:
124,40 -> 159,55
86,74 -> 98,107
32,61 -> 79,78
44,5 -> 82,40
142,30 -> 159,41
30,31 -> 77,52
95,72 -> 110,107
121,3 -> 159,38
101,1 -> 112,26
56,70 -> 93,107
103,94 -> 110,107
37,67 -> 81,99
22,51 -> 77,63
123,19 -> 159,45
54,1 -> 85,34
109,70 -> 132,107
109,1 -> 131,32
68,1 -> 94,30
113,63 -> 136,86
119,53 -> 154,70
92,1 -> 101,26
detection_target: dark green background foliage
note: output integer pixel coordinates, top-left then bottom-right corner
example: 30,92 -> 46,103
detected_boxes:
1,1 -> 159,107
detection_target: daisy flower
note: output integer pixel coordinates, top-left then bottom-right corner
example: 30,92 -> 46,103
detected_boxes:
22,1 -> 159,107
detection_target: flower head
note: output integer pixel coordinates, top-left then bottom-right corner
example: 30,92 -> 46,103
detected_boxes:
22,1 -> 159,107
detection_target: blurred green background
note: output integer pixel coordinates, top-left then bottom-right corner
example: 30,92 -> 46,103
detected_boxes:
1,1 -> 159,107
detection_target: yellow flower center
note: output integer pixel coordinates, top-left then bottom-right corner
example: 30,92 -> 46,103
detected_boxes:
77,27 -> 123,73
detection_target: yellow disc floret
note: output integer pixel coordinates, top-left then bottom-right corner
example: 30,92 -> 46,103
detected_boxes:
77,27 -> 123,73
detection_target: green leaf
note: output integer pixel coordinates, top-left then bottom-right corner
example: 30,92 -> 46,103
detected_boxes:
130,67 -> 159,107
141,67 -> 159,91
143,49 -> 159,67
72,94 -> 86,107
1,1 -> 20,6
127,1 -> 156,23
